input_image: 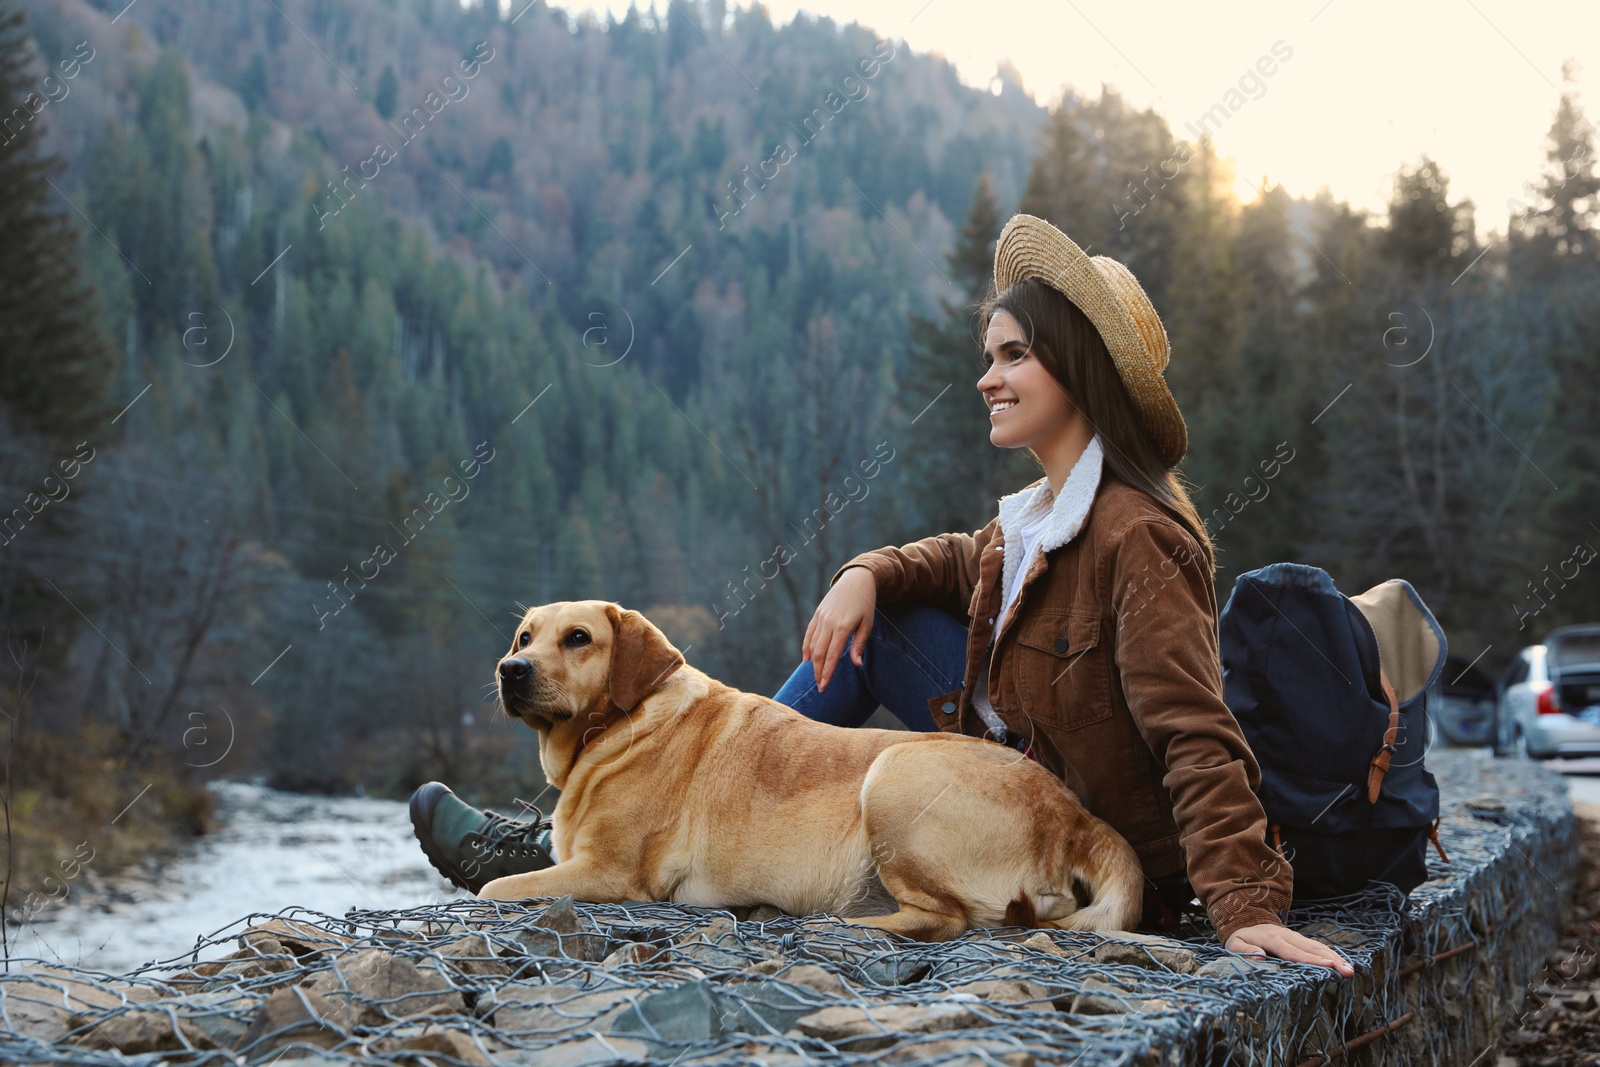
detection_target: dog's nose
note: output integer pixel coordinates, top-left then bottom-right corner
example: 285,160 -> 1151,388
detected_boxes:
499,657 -> 532,683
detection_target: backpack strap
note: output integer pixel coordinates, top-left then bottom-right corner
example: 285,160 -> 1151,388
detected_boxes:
1426,817 -> 1449,863
1366,669 -> 1401,803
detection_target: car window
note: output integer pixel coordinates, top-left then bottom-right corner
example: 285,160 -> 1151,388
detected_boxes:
1501,653 -> 1529,689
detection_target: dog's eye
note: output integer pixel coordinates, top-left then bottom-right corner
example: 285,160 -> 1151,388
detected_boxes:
566,629 -> 590,647
518,632 -> 531,649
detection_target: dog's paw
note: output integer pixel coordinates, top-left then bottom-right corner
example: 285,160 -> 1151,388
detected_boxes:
477,875 -> 526,901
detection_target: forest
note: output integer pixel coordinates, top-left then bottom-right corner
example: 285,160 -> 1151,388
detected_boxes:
1,0 -> 1597,890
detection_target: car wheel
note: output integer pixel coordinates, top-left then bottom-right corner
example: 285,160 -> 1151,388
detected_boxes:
1513,728 -> 1552,761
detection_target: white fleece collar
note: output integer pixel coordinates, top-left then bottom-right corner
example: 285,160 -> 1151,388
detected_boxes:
997,435 -> 1104,600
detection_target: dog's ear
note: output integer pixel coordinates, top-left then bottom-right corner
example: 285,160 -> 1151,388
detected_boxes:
604,604 -> 686,713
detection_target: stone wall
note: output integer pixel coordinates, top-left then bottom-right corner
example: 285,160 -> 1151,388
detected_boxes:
0,751 -> 1576,1066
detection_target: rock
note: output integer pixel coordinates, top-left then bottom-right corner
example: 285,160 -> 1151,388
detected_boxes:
508,926 -> 563,958
304,949 -> 462,1022
432,934 -> 513,979
668,914 -> 754,969
1017,932 -> 1070,959
0,966 -> 158,1044
738,960 -> 849,998
1068,977 -> 1134,1015
677,940 -> 749,970
1294,921 -> 1369,949
161,987 -> 264,1048
948,977 -> 1057,1009
745,904 -> 787,922
1093,933 -> 1198,974
376,1024 -> 494,1065
1196,955 -> 1275,979
789,1002 -> 983,1051
238,987 -> 353,1053
198,935 -> 300,987
610,979 -> 731,1043
741,958 -> 786,977
66,1009 -> 219,1053
489,983 -> 635,1037
490,1035 -> 651,1065
881,1037 -> 1035,1066
734,979 -> 832,1033
799,915 -> 895,943
1065,977 -> 1172,1016
535,895 -> 581,933
508,898 -> 610,961
676,915 -> 739,945
241,918 -> 349,961
599,941 -> 660,967
611,977 -> 818,1043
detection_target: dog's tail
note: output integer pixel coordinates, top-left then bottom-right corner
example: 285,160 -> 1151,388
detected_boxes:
1043,821 -> 1145,932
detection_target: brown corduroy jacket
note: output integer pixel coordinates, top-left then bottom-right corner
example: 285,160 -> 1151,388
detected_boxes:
830,476 -> 1292,944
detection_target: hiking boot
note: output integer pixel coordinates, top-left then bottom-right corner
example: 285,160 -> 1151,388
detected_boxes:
409,781 -> 556,894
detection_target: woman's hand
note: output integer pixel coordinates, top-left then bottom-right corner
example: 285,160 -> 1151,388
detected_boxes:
802,567 -> 877,692
1225,923 -> 1355,977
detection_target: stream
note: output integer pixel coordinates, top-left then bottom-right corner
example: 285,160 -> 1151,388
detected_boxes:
6,781 -> 466,975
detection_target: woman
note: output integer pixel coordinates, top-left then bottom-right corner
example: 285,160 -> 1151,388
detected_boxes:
772,214 -> 1350,974
410,213 -> 1350,975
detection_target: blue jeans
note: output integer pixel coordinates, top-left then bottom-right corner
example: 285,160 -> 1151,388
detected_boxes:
770,602 -> 1198,933
772,603 -> 969,732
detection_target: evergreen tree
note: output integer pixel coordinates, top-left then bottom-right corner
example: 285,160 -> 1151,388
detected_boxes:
0,1 -> 113,447
0,0 -> 115,677
1379,156 -> 1478,286
375,65 -> 397,121
900,173 -> 1036,539
1521,91 -> 1600,630
1508,88 -> 1600,281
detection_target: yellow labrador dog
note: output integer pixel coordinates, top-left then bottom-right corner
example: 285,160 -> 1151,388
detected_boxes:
480,600 -> 1144,941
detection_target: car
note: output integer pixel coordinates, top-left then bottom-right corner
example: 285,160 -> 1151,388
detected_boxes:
1494,624 -> 1600,759
1428,654 -> 1498,747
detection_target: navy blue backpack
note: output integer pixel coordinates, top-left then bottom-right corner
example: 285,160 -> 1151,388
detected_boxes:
1218,563 -> 1451,903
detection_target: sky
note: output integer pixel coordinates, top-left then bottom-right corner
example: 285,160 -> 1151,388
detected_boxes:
538,0 -> 1599,242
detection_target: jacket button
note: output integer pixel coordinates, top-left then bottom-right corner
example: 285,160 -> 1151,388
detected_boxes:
940,701 -> 955,713
989,618 -> 995,625
1054,636 -> 1068,653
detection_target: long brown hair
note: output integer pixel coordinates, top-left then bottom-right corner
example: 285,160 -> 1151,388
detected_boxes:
979,277 -> 1215,574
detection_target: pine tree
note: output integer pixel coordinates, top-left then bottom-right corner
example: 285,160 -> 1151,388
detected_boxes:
1508,88 -> 1600,282
900,173 -> 1036,539
0,0 -> 116,678
375,65 -> 398,120
1521,91 -> 1600,628
1378,156 -> 1478,286
0,1 -> 113,447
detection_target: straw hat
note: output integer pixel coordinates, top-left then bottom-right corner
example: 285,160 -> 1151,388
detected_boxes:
992,214 -> 1187,467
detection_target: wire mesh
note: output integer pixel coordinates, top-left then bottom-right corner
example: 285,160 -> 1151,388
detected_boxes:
0,751 -> 1577,1066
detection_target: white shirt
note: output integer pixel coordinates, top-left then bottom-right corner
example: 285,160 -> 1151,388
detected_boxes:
971,436 -> 1105,739
996,503 -> 1053,637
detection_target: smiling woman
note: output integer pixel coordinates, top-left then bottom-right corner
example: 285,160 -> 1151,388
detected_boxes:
782,214 -> 1355,975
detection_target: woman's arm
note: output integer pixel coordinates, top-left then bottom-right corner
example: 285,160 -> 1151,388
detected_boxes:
827,526 -> 990,623
1107,517 -> 1349,973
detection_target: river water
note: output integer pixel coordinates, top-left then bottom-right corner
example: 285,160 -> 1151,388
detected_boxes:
8,781 -> 466,975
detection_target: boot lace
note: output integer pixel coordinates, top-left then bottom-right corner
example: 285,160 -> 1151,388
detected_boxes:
466,804 -> 552,860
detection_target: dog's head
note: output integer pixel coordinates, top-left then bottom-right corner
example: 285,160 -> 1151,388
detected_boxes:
497,601 -> 686,729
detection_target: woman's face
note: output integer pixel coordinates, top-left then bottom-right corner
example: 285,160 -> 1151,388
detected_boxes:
978,309 -> 1078,450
